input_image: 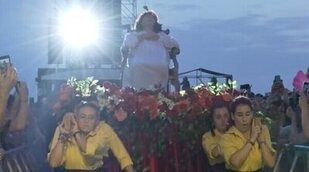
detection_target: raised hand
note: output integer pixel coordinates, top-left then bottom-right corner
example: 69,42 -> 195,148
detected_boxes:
299,91 -> 309,110
286,106 -> 296,119
0,65 -> 17,98
71,114 -> 80,134
58,114 -> 74,144
60,112 -> 74,133
15,81 -> 29,102
250,118 -> 262,143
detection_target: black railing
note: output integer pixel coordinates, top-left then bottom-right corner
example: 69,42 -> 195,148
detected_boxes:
273,143 -> 309,172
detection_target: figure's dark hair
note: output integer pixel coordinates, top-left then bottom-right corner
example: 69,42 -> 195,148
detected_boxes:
76,101 -> 100,118
230,96 -> 252,114
209,101 -> 230,136
134,10 -> 159,32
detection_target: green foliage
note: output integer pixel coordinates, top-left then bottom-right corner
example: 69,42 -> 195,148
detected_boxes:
255,111 -> 273,129
67,77 -> 99,97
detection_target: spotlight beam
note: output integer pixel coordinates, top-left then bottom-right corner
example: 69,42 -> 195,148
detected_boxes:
58,7 -> 100,48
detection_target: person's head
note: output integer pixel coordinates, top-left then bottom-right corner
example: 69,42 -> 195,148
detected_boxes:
134,11 -> 158,32
271,75 -> 285,94
210,102 -> 230,134
230,96 -> 254,133
75,102 -> 100,133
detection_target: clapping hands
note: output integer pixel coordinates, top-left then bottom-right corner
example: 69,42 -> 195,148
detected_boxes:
59,112 -> 79,134
250,118 -> 262,143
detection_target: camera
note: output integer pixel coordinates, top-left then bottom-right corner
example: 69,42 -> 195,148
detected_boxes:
154,23 -> 170,34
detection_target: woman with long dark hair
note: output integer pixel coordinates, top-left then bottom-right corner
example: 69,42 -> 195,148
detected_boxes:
48,102 -> 134,172
202,101 -> 230,172
121,10 -> 179,90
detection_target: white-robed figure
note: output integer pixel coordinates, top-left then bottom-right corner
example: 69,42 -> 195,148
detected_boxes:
121,10 -> 179,90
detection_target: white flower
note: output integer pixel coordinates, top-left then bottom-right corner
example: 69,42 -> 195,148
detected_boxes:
157,93 -> 175,110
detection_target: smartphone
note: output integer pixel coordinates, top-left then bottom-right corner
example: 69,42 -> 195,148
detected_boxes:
0,55 -> 11,72
0,55 -> 20,92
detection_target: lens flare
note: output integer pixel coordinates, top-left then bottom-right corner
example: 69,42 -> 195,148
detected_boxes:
58,7 -> 100,48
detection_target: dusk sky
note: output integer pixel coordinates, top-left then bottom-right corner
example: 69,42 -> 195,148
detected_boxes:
0,0 -> 308,98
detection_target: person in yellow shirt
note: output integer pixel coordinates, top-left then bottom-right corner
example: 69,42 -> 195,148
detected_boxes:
202,102 -> 230,172
48,102 -> 134,172
220,96 -> 276,172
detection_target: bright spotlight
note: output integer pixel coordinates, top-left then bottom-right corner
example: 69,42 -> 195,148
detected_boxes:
58,7 -> 100,48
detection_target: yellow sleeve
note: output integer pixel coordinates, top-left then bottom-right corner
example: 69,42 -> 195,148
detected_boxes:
47,126 -> 65,163
262,125 -> 276,153
220,134 -> 238,166
106,125 -> 133,170
202,132 -> 217,160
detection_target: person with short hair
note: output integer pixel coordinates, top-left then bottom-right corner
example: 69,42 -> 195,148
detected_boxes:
48,102 -> 134,172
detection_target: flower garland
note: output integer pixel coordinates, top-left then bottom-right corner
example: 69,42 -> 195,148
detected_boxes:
57,77 -> 272,171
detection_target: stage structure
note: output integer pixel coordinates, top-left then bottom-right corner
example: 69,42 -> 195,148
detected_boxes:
37,0 -> 137,100
121,0 -> 137,28
178,68 -> 233,87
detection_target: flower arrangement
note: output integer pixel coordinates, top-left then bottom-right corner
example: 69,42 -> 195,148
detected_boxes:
55,77 -> 272,172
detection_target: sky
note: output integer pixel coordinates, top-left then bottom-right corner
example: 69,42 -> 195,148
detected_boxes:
0,0 -> 308,98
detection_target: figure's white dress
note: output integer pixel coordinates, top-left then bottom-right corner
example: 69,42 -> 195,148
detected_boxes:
122,31 -> 179,90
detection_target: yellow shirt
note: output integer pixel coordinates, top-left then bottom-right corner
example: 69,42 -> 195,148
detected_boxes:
202,129 -> 225,166
48,121 -> 133,170
220,126 -> 275,171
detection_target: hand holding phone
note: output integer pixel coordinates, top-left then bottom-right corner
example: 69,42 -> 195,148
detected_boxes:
0,55 -> 11,74
0,65 -> 17,97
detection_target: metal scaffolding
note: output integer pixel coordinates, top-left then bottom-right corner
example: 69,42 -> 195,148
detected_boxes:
121,0 -> 137,29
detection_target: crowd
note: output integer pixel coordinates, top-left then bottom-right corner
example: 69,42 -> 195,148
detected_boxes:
0,9 -> 308,172
0,62 -> 308,172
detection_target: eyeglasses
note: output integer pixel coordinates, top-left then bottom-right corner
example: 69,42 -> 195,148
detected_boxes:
77,114 -> 97,121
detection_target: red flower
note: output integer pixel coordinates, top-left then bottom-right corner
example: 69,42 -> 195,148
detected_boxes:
103,81 -> 120,94
166,108 -> 178,118
221,92 -> 233,102
174,99 -> 190,113
190,103 -> 203,116
102,81 -> 113,89
138,95 -> 159,120
121,91 -> 138,112
149,108 -> 159,120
